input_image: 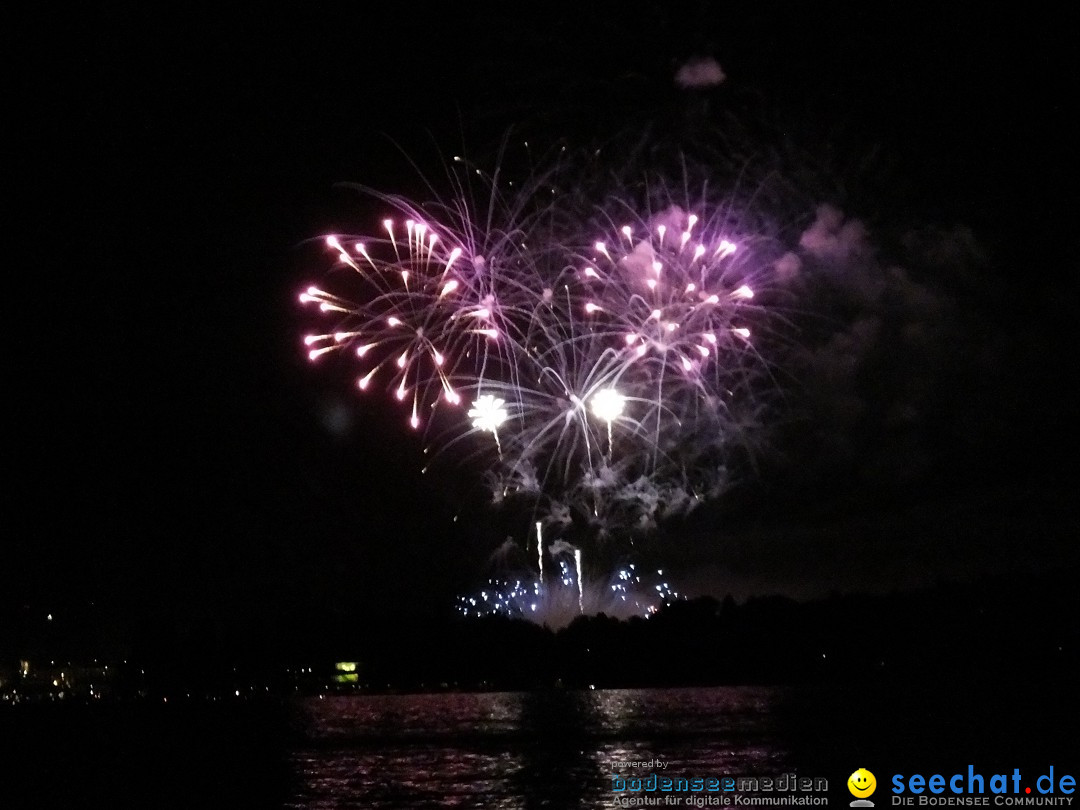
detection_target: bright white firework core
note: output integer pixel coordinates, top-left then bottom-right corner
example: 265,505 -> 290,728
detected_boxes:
590,388 -> 626,424
468,395 -> 509,434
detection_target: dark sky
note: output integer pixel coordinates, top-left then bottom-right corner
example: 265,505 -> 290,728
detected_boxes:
6,4 -> 1077,637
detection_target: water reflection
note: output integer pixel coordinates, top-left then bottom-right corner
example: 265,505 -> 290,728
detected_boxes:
286,686 -> 793,809
592,686 -> 790,775
509,689 -> 607,809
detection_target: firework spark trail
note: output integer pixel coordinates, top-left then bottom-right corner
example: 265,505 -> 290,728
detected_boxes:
535,521 -> 544,584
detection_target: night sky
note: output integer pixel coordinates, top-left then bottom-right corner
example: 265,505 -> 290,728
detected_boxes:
7,5 -> 1077,647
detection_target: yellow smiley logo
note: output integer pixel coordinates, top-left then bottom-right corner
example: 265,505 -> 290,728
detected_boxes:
848,768 -> 877,798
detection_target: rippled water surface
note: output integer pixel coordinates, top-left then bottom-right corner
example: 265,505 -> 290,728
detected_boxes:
287,687 -> 791,808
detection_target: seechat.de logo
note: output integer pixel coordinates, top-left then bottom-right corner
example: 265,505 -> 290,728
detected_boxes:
890,765 -> 1076,804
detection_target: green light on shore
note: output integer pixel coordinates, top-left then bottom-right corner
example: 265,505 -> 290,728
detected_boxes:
334,661 -> 358,673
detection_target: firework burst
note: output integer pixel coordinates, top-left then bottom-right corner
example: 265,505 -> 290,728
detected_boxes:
458,534 -> 681,630
299,140 -> 794,620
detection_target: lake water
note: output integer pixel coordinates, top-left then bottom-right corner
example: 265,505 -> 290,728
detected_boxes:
4,682 -> 1076,808
288,687 -> 791,808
